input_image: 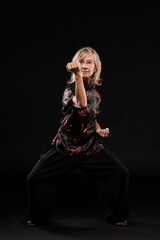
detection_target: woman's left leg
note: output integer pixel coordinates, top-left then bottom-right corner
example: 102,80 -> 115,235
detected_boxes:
79,148 -> 130,224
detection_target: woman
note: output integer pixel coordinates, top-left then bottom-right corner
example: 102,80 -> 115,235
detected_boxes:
27,47 -> 129,227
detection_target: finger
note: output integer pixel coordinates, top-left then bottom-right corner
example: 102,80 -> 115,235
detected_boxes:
99,131 -> 103,137
104,130 -> 107,136
66,63 -> 70,72
75,61 -> 80,68
70,62 -> 76,72
73,62 -> 79,70
72,62 -> 78,69
66,62 -> 71,69
103,130 -> 108,137
71,62 -> 75,68
76,61 -> 80,67
102,131 -> 105,137
70,62 -> 74,69
66,63 -> 71,72
106,128 -> 109,133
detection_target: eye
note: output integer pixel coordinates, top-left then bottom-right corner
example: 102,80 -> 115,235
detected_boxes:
79,60 -> 84,64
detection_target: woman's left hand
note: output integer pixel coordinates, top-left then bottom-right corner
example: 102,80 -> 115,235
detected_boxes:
96,127 -> 109,137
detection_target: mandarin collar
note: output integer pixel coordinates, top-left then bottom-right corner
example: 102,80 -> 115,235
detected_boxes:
84,82 -> 94,90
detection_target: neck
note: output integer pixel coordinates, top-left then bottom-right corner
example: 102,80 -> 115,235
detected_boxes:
83,78 -> 91,85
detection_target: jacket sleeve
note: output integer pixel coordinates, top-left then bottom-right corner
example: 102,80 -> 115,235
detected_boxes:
61,83 -> 75,114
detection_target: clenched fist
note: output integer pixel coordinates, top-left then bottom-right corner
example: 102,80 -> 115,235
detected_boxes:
66,62 -> 81,74
96,127 -> 110,138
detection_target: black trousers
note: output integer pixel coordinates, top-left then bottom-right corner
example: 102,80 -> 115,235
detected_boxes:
27,145 -> 129,224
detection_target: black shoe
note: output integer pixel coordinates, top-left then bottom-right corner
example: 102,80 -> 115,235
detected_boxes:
26,220 -> 36,227
27,219 -> 52,227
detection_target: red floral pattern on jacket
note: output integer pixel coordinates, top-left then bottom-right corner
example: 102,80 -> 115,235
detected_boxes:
52,82 -> 104,157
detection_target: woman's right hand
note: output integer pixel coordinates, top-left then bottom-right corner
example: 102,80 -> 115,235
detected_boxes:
66,62 -> 81,75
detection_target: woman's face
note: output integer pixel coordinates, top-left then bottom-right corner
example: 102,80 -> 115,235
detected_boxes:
78,53 -> 96,81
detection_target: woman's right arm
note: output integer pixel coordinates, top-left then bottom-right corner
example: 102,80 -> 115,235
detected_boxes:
66,62 -> 87,108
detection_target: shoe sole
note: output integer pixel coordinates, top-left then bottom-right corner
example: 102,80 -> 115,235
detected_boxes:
115,222 -> 128,226
27,223 -> 36,227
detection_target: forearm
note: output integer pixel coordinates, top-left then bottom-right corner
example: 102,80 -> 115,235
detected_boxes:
75,73 -> 87,107
95,119 -> 100,132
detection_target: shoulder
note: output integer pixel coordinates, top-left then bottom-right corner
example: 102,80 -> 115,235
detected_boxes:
91,87 -> 102,102
65,82 -> 75,91
62,82 -> 75,101
92,87 -> 101,96
62,82 -> 75,96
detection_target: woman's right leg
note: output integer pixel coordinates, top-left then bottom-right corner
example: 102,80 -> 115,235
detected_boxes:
27,145 -> 74,225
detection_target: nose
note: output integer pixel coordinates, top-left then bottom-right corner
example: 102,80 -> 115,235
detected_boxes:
82,63 -> 87,68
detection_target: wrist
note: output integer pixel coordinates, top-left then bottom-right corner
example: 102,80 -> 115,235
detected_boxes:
96,127 -> 101,133
75,71 -> 82,78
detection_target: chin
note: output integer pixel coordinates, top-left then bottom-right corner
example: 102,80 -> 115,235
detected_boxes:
83,75 -> 91,79
83,77 -> 89,81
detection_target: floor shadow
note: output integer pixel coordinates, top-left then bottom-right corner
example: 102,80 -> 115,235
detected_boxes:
38,220 -> 97,234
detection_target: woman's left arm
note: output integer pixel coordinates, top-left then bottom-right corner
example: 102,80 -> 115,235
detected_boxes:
95,119 -> 109,138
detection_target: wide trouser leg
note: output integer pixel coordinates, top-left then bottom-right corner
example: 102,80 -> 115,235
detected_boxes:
79,148 -> 130,223
27,146 -> 75,224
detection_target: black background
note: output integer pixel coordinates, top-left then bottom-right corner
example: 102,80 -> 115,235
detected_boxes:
1,0 -> 160,236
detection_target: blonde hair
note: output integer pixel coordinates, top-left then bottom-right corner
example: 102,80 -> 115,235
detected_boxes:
67,47 -> 102,87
